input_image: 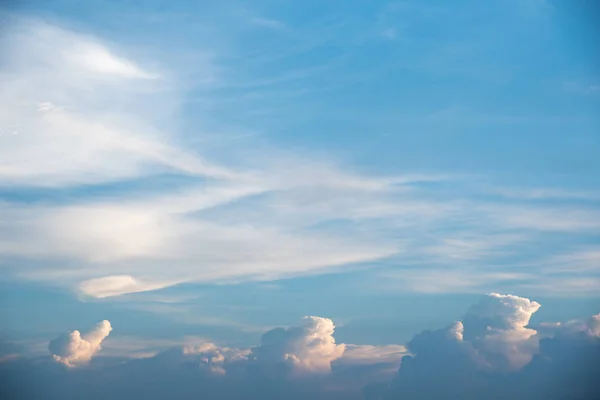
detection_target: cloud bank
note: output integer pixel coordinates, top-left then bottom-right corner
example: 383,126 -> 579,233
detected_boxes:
0,294 -> 593,399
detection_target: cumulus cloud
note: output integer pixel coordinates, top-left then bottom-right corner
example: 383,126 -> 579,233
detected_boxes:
544,312 -> 600,339
23,316 -> 397,399
374,294 -> 599,399
2,303 -> 600,399
398,293 -> 543,373
44,315 -> 346,375
463,293 -> 541,369
445,320 -> 464,341
251,316 -> 346,374
48,320 -> 112,367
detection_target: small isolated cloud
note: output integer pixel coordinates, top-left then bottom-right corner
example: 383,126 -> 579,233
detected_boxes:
251,316 -> 345,374
48,320 -> 112,367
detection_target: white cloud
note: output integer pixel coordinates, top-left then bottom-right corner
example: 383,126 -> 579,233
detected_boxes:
4,18 -> 157,80
465,293 -> 541,333
16,305 -> 600,398
384,294 -> 600,399
49,320 -> 112,367
78,275 -> 176,298
184,342 -> 251,374
446,321 -> 464,341
44,315 -> 409,379
463,293 -> 541,370
0,18 -> 227,187
66,42 -> 158,79
0,179 -> 399,296
398,294 -> 545,373
54,317 -> 412,382
251,316 -> 346,373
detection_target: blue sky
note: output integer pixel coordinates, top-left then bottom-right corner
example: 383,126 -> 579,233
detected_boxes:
0,0 -> 599,375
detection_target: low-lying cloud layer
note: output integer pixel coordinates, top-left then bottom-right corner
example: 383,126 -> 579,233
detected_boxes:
1,293 -> 598,399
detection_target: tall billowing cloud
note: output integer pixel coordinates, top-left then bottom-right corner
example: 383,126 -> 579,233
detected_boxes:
463,293 -> 541,369
373,294 -> 600,399
48,320 -> 112,367
251,316 -> 345,373
404,293 -> 543,372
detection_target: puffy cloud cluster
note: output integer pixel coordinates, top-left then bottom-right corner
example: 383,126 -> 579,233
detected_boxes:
392,293 -> 542,375
48,320 -> 112,367
373,294 -> 599,400
24,316 -> 366,399
411,293 -> 543,372
250,316 -> 345,374
547,313 -> 600,339
2,296 -> 595,399
149,342 -> 251,375
46,316 -> 346,376
384,293 -> 543,376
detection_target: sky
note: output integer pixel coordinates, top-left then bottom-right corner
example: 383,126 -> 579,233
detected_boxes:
0,0 -> 599,398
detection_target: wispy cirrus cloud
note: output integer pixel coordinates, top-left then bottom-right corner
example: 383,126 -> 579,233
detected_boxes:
1,11 -> 599,301
0,17 -> 406,297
